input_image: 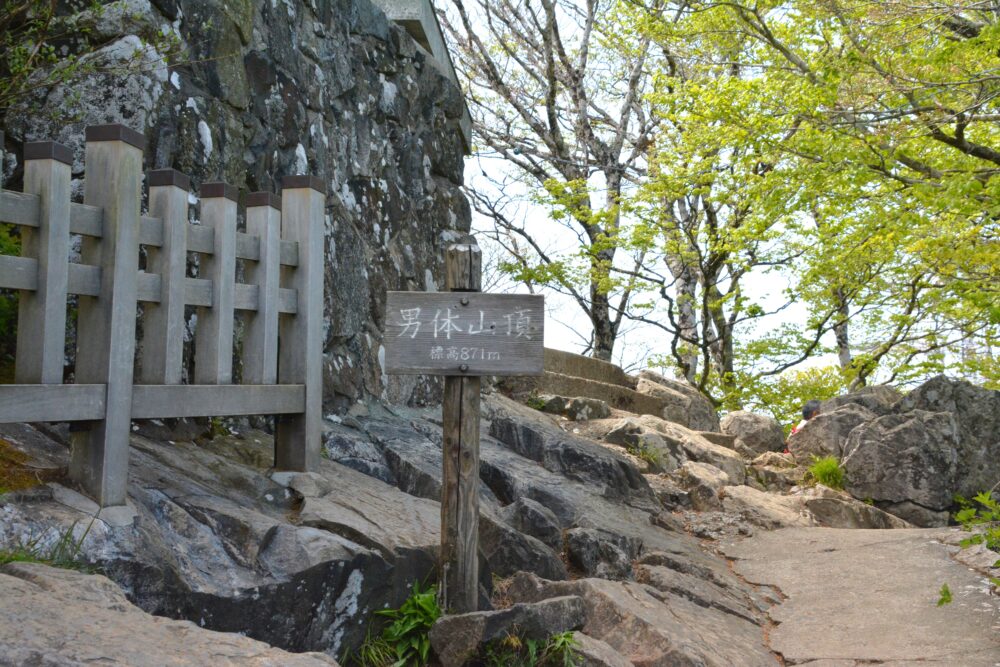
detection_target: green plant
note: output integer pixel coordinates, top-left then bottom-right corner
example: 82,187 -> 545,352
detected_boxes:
350,582 -> 441,667
0,518 -> 95,571
954,491 -> 1000,554
525,394 -> 547,411
936,583 -> 952,606
630,442 -> 662,469
807,456 -> 845,490
481,630 -> 579,667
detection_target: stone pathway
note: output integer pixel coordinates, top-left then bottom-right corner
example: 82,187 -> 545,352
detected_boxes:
723,528 -> 1000,666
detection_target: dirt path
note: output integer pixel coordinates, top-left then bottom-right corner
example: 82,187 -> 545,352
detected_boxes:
722,528 -> 1000,666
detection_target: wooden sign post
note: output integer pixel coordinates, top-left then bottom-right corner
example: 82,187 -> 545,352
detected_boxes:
385,238 -> 543,613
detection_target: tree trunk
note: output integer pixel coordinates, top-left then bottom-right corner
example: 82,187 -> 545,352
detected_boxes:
670,260 -> 699,382
834,287 -> 852,369
590,293 -> 615,361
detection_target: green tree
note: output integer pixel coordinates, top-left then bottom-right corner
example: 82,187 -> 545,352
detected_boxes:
441,0 -> 664,360
634,0 -> 999,392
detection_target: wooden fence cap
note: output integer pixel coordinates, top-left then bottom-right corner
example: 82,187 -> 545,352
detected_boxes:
148,168 -> 190,191
85,124 -> 146,151
247,191 -> 282,209
282,175 -> 327,195
24,141 -> 73,165
200,182 -> 240,202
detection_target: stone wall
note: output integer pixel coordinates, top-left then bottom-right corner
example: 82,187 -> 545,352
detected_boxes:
2,0 -> 470,409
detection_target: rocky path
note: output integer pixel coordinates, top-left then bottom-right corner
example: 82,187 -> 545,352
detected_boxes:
723,528 -> 1000,666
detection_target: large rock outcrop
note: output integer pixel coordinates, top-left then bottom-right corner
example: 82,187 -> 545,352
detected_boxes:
506,571 -> 776,666
0,562 -> 338,666
0,423 -> 440,659
787,403 -> 876,463
895,375 -> 1000,499
842,410 -> 960,526
635,371 -> 720,431
2,0 -> 471,408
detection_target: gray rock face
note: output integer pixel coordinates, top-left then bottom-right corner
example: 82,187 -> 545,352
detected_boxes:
0,426 -> 441,659
895,375 -> 1000,499
429,596 -> 586,667
636,371 -> 720,431
673,461 -> 730,511
842,410 -> 960,526
787,403 -> 876,463
720,411 -> 786,455
499,497 -> 563,551
3,0 -> 470,408
565,528 -> 640,580
570,632 -> 634,667
535,395 -> 612,421
488,403 -> 659,510
506,571 -> 775,666
821,385 -> 902,416
605,415 -> 746,484
0,562 -> 338,666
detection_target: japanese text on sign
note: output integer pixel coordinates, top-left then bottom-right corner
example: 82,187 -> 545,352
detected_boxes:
383,292 -> 544,376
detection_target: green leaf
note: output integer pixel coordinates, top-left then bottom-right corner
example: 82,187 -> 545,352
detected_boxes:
937,583 -> 952,606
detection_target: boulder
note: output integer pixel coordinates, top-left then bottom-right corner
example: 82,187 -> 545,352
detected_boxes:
720,486 -> 815,529
802,496 -> 911,529
565,528 -> 640,580
720,411 -> 785,455
673,461 -> 731,511
0,562 -> 337,666
787,403 -> 876,464
636,371 -> 720,431
479,508 -> 569,581
488,400 -> 659,510
566,397 -> 613,421
609,415 -> 747,484
498,497 -> 563,551
644,474 -> 692,510
841,410 -> 960,526
821,384 -> 901,416
895,375 -> 1000,499
751,462 -> 806,493
751,451 -> 795,468
506,572 -> 775,666
429,596 -> 586,667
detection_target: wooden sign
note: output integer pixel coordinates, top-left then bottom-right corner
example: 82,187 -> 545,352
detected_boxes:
384,292 -> 544,376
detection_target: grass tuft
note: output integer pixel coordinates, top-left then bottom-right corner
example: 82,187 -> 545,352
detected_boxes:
0,519 -> 96,572
808,455 -> 845,490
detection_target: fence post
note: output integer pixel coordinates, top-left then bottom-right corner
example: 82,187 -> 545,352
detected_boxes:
276,176 -> 325,471
140,169 -> 189,384
194,182 -> 237,384
440,240 -> 482,613
71,124 -> 144,507
16,142 -> 72,383
243,192 -> 281,384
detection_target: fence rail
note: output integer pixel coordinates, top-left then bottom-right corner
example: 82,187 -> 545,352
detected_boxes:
0,124 -> 326,506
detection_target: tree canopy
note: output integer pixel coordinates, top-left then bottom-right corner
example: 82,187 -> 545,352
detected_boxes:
447,0 -> 999,415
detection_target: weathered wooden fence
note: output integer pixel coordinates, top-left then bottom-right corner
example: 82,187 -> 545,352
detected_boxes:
0,125 -> 325,507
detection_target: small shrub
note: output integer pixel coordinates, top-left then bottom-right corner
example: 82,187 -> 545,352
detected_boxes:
808,456 -> 845,490
0,519 -> 95,571
481,630 -> 579,667
525,394 -> 547,411
954,491 -> 1000,553
349,582 -> 441,667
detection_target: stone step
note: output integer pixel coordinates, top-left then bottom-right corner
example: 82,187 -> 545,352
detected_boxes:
544,349 -> 635,389
503,371 -> 670,420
